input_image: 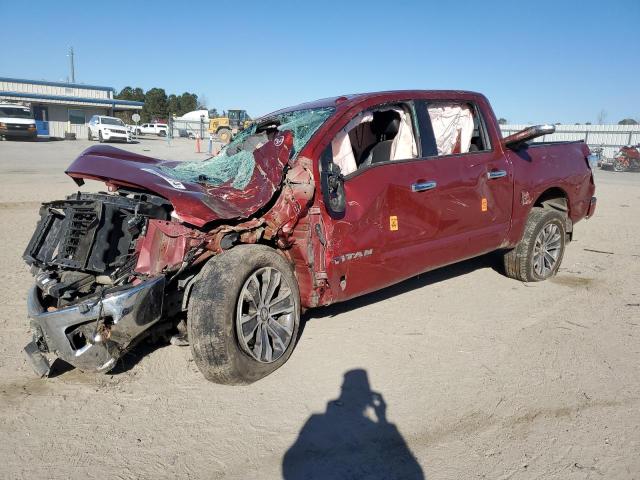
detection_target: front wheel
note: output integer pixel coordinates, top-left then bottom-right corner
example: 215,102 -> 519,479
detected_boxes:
87,128 -> 92,140
503,207 -> 566,282
188,245 -> 301,385
98,130 -> 104,143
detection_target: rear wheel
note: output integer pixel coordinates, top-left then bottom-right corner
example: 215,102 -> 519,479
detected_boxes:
188,245 -> 301,385
503,207 -> 566,282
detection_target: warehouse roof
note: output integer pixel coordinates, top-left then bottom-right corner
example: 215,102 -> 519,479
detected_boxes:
0,91 -> 143,109
0,76 -> 115,92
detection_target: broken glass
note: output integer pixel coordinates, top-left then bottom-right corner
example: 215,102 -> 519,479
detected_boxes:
159,107 -> 335,190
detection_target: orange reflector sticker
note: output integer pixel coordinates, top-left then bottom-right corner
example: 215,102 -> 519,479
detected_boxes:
389,215 -> 399,231
481,198 -> 488,212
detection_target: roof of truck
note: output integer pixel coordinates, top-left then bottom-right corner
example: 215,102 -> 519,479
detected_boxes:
263,90 -> 486,118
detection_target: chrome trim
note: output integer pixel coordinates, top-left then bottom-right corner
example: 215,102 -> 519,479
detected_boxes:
487,170 -> 507,179
411,181 -> 437,192
26,276 -> 165,373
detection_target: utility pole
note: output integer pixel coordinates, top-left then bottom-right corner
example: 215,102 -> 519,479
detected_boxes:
68,47 -> 75,83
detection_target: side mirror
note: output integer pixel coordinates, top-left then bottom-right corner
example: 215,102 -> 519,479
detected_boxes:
503,124 -> 555,150
320,146 -> 346,217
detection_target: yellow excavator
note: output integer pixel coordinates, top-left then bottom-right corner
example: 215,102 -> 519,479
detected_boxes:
209,109 -> 252,143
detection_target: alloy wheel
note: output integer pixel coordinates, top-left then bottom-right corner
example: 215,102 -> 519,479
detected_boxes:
236,267 -> 296,363
532,223 -> 562,277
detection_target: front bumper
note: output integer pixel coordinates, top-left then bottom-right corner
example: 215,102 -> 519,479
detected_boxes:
0,127 -> 37,138
103,131 -> 130,142
24,276 -> 165,376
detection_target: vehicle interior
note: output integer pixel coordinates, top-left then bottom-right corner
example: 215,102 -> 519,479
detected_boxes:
331,103 -> 418,175
426,102 -> 490,155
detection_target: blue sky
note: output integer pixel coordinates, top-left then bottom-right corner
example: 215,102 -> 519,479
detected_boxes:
1,0 -> 638,123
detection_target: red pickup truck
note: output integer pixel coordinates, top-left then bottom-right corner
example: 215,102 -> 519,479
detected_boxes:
23,90 -> 596,384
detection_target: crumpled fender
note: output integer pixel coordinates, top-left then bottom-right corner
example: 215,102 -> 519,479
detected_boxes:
65,133 -> 293,227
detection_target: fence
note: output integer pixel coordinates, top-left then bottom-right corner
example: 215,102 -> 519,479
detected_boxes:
170,118 -> 209,139
500,124 -> 640,159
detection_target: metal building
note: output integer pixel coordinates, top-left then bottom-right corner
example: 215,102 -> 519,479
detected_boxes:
0,77 -> 143,139
501,124 -> 640,158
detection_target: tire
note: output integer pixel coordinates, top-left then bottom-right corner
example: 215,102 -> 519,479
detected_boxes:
188,244 -> 301,385
613,157 -> 628,172
503,207 -> 566,282
87,128 -> 92,141
136,129 -> 142,135
98,130 -> 104,143
158,130 -> 166,137
217,128 -> 232,144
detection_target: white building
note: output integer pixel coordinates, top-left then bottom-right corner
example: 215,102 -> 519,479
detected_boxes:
0,77 -> 143,139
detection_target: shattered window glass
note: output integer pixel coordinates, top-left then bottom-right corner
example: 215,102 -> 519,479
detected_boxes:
159,107 -> 335,190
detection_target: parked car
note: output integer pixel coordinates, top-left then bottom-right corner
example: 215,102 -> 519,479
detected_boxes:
0,103 -> 37,140
22,90 -> 596,384
87,115 -> 131,143
135,123 -> 168,136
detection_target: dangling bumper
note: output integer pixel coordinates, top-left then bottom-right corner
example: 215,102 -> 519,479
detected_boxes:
23,276 -> 165,376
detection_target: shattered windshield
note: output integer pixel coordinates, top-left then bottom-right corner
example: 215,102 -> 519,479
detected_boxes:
159,107 -> 335,190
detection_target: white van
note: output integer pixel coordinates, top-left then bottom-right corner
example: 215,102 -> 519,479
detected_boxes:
0,103 -> 37,140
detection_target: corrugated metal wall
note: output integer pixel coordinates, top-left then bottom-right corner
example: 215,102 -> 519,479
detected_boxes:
500,124 -> 640,158
0,80 -> 111,100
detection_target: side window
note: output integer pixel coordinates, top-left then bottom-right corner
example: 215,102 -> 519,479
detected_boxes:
329,103 -> 419,176
417,101 -> 491,157
68,109 -> 86,125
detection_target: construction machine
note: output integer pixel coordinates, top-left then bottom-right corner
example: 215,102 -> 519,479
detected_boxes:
209,109 -> 252,143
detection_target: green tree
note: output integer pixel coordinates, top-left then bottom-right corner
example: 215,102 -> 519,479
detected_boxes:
618,118 -> 638,125
498,118 -> 508,125
178,92 -> 198,115
167,94 -> 180,115
142,88 -> 168,122
116,86 -> 145,102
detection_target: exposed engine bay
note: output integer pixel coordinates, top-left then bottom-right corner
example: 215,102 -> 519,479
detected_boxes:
24,191 -> 171,307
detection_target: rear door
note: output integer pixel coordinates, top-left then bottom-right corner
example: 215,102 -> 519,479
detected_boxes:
412,99 -> 513,264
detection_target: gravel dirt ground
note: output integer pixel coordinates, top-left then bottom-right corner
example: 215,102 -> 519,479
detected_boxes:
0,138 -> 638,480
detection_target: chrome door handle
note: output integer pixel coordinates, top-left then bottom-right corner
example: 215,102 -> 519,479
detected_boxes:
411,181 -> 437,192
487,170 -> 507,179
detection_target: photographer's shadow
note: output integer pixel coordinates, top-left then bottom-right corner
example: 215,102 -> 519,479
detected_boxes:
282,369 -> 424,480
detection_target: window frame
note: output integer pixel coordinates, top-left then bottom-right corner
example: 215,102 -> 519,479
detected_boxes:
68,109 -> 86,125
416,99 -> 494,160
323,100 -> 424,182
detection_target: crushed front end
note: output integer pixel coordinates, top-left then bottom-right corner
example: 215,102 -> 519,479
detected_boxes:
22,191 -> 176,376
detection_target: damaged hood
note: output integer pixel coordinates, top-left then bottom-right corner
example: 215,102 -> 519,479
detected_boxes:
65,133 -> 293,227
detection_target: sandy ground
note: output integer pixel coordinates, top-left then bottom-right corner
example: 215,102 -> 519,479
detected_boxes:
0,137 -> 638,480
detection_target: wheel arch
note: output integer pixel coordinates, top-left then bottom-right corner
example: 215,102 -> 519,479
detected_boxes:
532,186 -> 573,236
534,186 -> 569,213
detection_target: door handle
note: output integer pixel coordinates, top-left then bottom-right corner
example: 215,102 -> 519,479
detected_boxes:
487,170 -> 507,179
411,181 -> 437,192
